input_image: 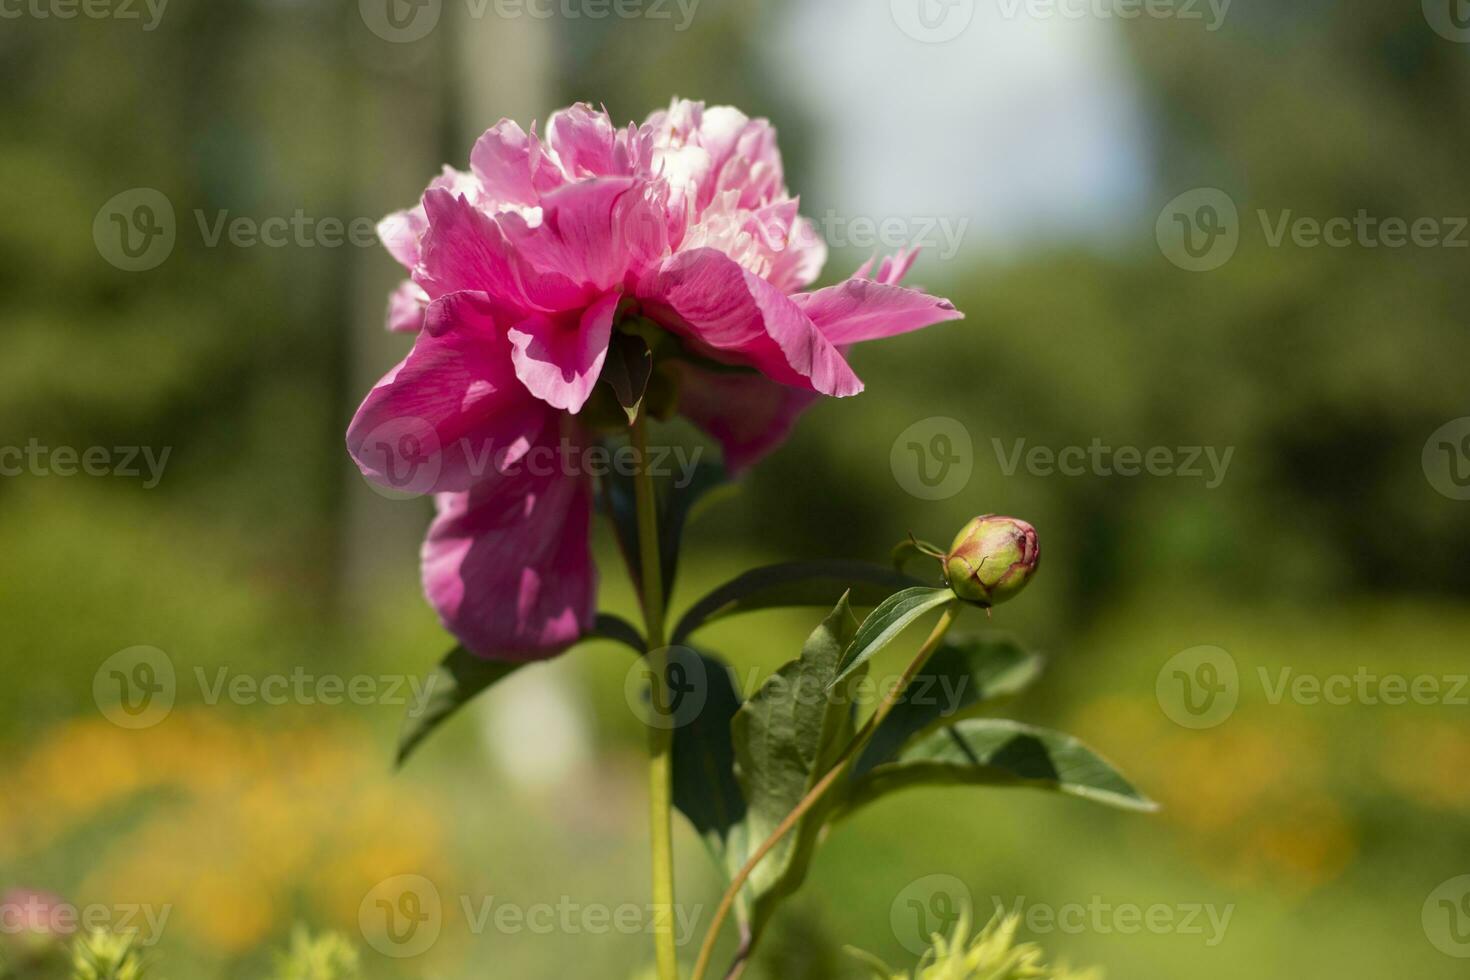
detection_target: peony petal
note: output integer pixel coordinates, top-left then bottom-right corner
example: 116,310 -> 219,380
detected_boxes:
638,248 -> 862,397
498,177 -> 658,295
671,361 -> 818,473
545,103 -> 621,178
386,279 -> 429,334
792,276 -> 962,345
422,426 -> 596,661
507,291 -> 619,414
470,119 -> 560,209
415,189 -> 584,313
347,292 -> 548,495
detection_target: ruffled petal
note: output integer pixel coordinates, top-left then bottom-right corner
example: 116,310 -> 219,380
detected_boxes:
545,103 -> 621,178
421,423 -> 596,661
792,276 -> 962,345
507,291 -> 619,414
386,279 -> 429,334
415,189 -> 584,313
638,248 -> 862,397
347,292 -> 548,495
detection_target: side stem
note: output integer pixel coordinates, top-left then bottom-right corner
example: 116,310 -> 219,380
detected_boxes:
690,601 -> 963,980
632,413 -> 680,980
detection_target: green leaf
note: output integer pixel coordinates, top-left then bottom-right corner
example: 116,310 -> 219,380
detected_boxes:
828,587 -> 955,690
854,634 -> 1045,779
844,719 -> 1158,814
602,457 -> 730,604
670,650 -> 747,863
602,331 -> 653,424
672,561 -> 924,644
729,594 -> 866,939
396,615 -> 644,768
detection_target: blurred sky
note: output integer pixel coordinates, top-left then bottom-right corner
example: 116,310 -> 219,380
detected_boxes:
775,0 -> 1152,255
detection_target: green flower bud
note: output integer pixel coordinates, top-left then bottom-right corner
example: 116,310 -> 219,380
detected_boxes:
943,515 -> 1039,607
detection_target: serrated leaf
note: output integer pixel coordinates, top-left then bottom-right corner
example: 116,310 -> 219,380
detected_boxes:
828,587 -> 955,690
730,594 -> 865,939
672,562 -> 923,644
854,634 -> 1045,779
396,614 -> 644,768
670,650 -> 747,863
844,719 -> 1157,814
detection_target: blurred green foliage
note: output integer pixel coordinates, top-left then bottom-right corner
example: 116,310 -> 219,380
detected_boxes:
2,0 -> 1468,978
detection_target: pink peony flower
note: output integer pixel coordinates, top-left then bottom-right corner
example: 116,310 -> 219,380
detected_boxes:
348,99 -> 962,660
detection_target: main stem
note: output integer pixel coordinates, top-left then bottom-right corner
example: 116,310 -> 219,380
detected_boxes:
633,413 -> 680,980
690,601 -> 962,980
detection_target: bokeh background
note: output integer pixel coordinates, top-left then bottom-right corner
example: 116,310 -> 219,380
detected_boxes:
4,0 -> 1470,976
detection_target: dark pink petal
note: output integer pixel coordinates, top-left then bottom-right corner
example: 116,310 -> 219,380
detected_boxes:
507,291 -> 619,414
498,177 -> 658,295
672,362 -> 818,473
386,279 -> 429,334
347,292 -> 548,495
422,429 -> 596,661
639,248 -> 862,397
415,189 -> 584,313
792,276 -> 962,345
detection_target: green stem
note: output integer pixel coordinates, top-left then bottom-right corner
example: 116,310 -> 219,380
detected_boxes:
689,601 -> 963,980
633,412 -> 680,980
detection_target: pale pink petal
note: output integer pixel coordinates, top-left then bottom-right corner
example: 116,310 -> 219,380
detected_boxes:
507,291 -> 620,414
792,276 -> 962,345
638,248 -> 862,397
546,103 -> 621,178
422,429 -> 596,661
671,362 -> 818,473
470,119 -> 552,208
766,216 -> 828,293
386,279 -> 429,334
347,292 -> 548,495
